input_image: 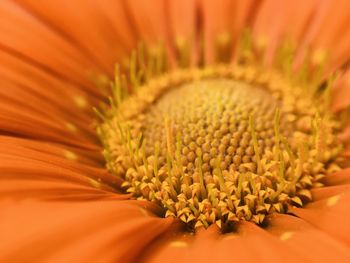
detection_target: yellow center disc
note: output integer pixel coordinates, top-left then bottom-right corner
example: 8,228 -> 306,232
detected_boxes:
99,65 -> 342,230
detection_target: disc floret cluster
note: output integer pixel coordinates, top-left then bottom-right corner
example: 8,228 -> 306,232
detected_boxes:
98,59 -> 342,229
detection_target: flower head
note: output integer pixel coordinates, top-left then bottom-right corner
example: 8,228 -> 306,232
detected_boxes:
1,0 -> 350,262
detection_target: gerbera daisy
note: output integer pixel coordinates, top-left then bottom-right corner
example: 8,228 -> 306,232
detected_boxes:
1,0 -> 350,262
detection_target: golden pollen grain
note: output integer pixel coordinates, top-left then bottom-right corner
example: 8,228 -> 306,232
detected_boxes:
99,65 -> 342,230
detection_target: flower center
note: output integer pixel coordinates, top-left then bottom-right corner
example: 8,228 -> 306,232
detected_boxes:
142,78 -> 285,176
99,65 -> 342,230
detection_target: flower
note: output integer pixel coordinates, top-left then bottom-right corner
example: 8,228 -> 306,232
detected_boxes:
1,0 -> 350,262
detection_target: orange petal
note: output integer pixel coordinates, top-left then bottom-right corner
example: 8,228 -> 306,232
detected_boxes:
167,0 -> 199,66
201,0 -> 261,63
144,222 -> 307,263
16,0 -> 136,75
0,46 -> 104,149
0,138 -> 122,195
0,96 -> 99,147
289,187 -> 350,245
253,0 -> 318,65
0,49 -> 102,147
0,82 -> 94,131
142,225 -> 219,263
253,0 -> 317,40
0,0 -> 102,89
0,47 -> 104,102
295,0 -> 350,72
124,0 -> 176,66
332,69 -> 350,112
1,180 -> 125,201
201,0 -> 236,63
322,168 -> 350,187
0,200 -> 172,262
231,222 -> 304,262
1,136 -> 104,166
125,0 -> 169,44
311,185 -> 350,201
267,214 -> 350,261
0,103 -> 97,148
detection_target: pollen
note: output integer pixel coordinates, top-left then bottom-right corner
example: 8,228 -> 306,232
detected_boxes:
63,150 -> 78,161
65,122 -> 78,133
326,195 -> 341,207
280,231 -> 294,241
169,241 -> 189,248
73,95 -> 88,109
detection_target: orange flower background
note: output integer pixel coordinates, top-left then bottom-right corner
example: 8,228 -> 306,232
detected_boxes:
1,0 -> 350,262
